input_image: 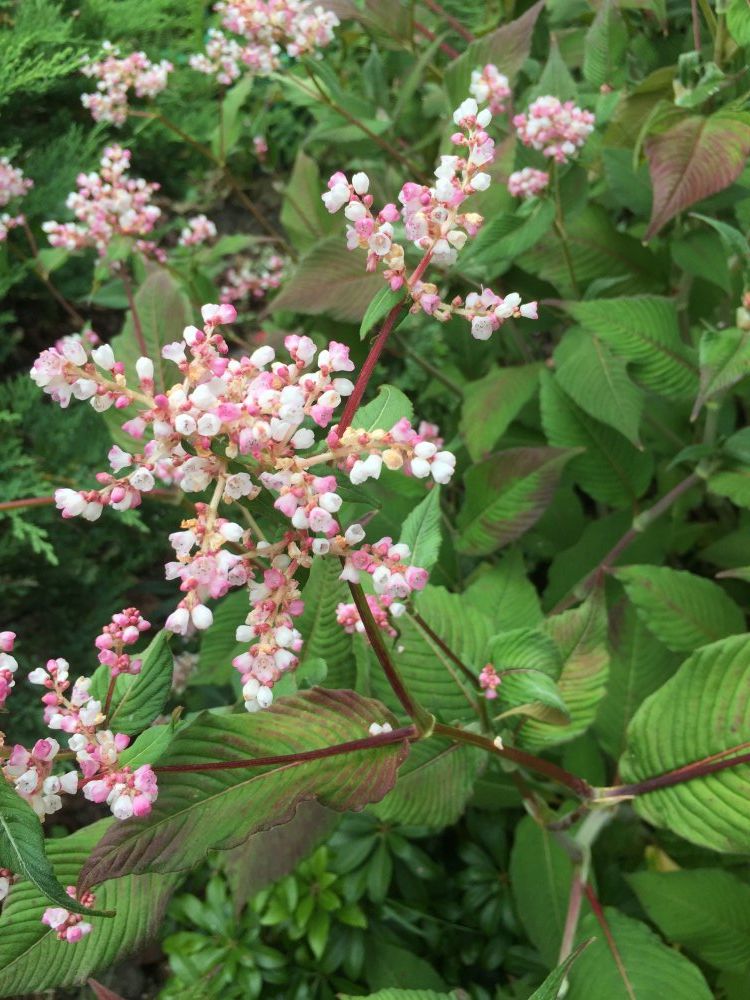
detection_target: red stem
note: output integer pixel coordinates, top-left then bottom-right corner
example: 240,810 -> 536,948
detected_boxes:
583,884 -> 636,999
414,19 -> 461,58
0,496 -> 55,512
336,251 -> 433,435
599,741 -> 750,799
154,725 -> 417,773
421,0 -> 475,42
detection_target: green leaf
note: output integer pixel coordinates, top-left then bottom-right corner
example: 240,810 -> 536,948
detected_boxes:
360,284 -> 407,340
118,721 -> 175,769
0,821 -> 179,997
628,868 -> 750,973
399,489 -> 442,573
540,372 -> 653,506
195,589 -> 247,686
296,558 -> 357,688
272,235 -> 383,322
280,149 -> 337,252
489,629 -> 568,725
708,469 -> 750,507
370,738 -> 483,829
583,0 -> 628,88
509,814 -> 575,967
457,447 -> 578,556
594,603 -> 681,759
90,629 -> 174,736
690,213 -> 750,259
0,782 -> 102,915
535,35 -> 578,100
520,594 -> 610,749
554,330 -> 644,446
619,633 -> 750,852
460,363 -> 543,461
78,689 -> 407,887
341,993 -> 455,1000
615,565 -> 745,652
644,110 -> 750,240
727,0 -> 750,44
460,200 -> 555,274
693,327 -> 750,420
443,0 -> 544,103
565,297 -> 697,401
464,549 -> 543,631
529,941 -> 593,999
355,384 -> 413,433
568,908 -> 712,999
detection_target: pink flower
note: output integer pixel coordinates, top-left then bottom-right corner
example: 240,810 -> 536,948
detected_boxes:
513,96 -> 595,164
470,64 -> 511,115
508,167 -> 550,199
42,887 -> 95,943
81,42 -> 172,125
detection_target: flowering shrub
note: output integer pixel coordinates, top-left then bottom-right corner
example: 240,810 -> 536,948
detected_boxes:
4,1 -> 750,997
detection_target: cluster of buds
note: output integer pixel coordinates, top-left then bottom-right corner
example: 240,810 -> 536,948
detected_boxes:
81,42 -> 173,125
178,214 -> 218,248
220,251 -> 286,305
0,156 -> 33,244
513,96 -> 595,164
3,738 -> 78,819
42,888 -> 96,943
30,301 -> 442,707
254,134 -> 269,160
469,64 -> 511,115
337,593 -> 403,639
479,664 -> 500,700
0,631 -> 17,709
42,145 -> 161,258
323,93 -> 537,340
507,167 -> 550,199
95,607 -> 151,676
463,288 -> 537,340
190,1 -> 339,84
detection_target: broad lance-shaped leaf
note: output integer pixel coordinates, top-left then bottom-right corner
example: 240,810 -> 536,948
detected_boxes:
443,0 -> 544,102
0,820 -> 179,998
459,199 -> 555,277
340,990 -> 453,1000
457,446 -> 578,556
615,565 -> 745,652
399,488 -> 442,573
530,942 -> 593,1000
272,235 -> 383,323
195,588 -> 246,685
280,148 -> 338,252
0,781 -> 105,915
90,629 -> 173,736
354,383 -> 413,433
489,628 -> 568,725
370,737 -> 483,830
619,633 -> 750,853
460,363 -> 543,462
644,109 -> 750,240
627,868 -> 750,974
554,329 -> 644,446
693,327 -> 750,420
593,602 -> 681,759
360,284 -> 407,340
568,909 -> 711,999
296,557 -> 356,688
583,0 -> 627,87
565,296 -> 697,401
464,549 -> 543,630
78,688 -> 407,888
519,593 -> 609,750
540,372 -> 653,507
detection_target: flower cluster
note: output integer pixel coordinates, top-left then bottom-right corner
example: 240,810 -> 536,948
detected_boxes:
220,251 -> 286,305
81,42 -> 173,125
42,145 -> 161,258
323,94 -> 537,339
0,631 -> 17,710
513,96 -> 595,164
337,593 -> 403,639
507,167 -> 550,199
190,1 -> 339,84
0,156 -> 33,244
95,607 -> 151,676
42,888 -> 96,943
469,64 -> 511,115
30,302 -> 444,707
178,214 -> 218,247
479,664 -> 500,700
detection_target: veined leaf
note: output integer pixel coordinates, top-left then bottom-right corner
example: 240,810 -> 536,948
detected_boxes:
644,110 -> 750,240
690,213 -> 750,259
0,821 -> 179,997
354,383 -> 413,433
554,329 -> 644,446
272,235 -> 383,322
615,565 -> 745,652
457,447 -> 578,556
489,629 -> 568,725
628,868 -> 750,973
460,200 -> 555,275
693,327 -> 750,420
568,909 -> 711,999
530,942 -> 593,999
464,549 -> 543,631
370,738 -> 483,829
79,689 -> 407,887
360,284 -> 407,340
90,629 -> 173,736
620,634 -> 750,852
296,557 -> 356,688
280,149 -> 338,252
340,990 -> 455,1000
399,488 -> 443,573
195,588 -> 247,686
460,363 -> 543,461
540,372 -> 653,506
708,470 -> 750,508
565,296 -> 697,400
583,0 -> 628,88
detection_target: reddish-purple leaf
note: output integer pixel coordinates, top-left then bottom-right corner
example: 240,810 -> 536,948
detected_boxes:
88,979 -> 127,1000
645,111 -> 750,240
79,689 -> 407,890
